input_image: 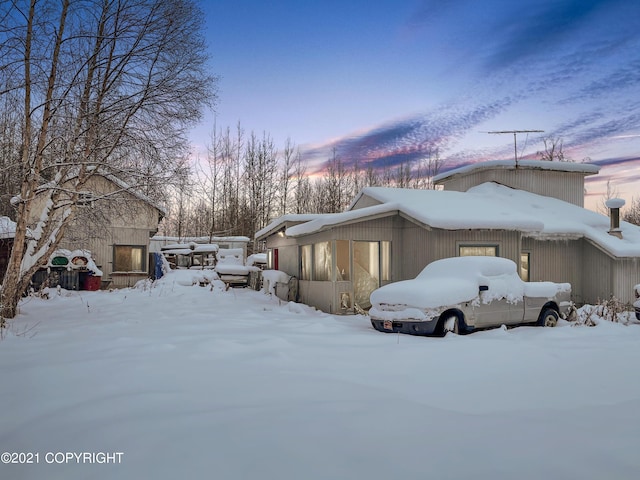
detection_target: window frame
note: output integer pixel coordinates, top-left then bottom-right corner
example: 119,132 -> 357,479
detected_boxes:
458,244 -> 499,257
113,245 -> 147,273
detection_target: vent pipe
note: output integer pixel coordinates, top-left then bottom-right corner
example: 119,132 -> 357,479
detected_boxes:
605,198 -> 625,238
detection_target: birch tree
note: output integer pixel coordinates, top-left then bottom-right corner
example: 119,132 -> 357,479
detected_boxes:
0,0 -> 215,319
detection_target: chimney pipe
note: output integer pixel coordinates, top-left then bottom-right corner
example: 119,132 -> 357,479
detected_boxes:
605,198 -> 625,238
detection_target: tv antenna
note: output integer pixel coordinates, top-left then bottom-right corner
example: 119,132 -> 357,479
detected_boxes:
488,130 -> 544,166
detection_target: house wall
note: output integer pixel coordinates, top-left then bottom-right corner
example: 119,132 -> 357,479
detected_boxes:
399,220 -> 521,280
266,214 -> 525,314
438,168 -> 587,207
613,257 -> 640,306
522,237 -> 584,304
581,241 -> 613,305
576,240 -> 640,306
267,216 -> 397,312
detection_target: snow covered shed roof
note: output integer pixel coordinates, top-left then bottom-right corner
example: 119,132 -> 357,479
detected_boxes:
432,159 -> 600,184
283,184 -> 640,258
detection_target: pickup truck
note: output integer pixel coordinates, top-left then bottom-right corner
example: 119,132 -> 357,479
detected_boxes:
369,256 -> 572,336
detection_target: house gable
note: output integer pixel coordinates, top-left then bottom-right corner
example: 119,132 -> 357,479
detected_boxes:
433,160 -> 599,207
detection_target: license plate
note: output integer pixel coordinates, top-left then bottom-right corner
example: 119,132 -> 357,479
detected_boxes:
383,320 -> 393,330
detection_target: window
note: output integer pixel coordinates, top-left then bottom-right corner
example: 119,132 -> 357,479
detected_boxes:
313,242 -> 332,281
381,241 -> 391,281
336,240 -> 350,281
520,252 -> 530,282
459,245 -> 498,257
114,245 -> 146,272
300,245 -> 312,280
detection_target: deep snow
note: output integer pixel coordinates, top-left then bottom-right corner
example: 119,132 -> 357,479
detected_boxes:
1,269 -> 639,480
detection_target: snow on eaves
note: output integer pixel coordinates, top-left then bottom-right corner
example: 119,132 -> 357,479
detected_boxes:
433,159 -> 600,183
286,187 -> 544,237
468,183 -> 640,257
255,214 -> 327,240
284,183 -> 640,258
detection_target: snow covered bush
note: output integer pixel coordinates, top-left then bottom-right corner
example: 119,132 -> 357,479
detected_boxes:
574,297 -> 637,326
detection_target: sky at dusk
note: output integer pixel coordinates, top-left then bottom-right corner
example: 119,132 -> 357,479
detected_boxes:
194,0 -> 640,210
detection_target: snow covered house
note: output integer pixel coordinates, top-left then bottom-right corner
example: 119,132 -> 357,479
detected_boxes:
256,160 -> 640,313
24,174 -> 166,289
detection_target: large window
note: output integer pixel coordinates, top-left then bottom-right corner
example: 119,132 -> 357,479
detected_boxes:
300,245 -> 312,280
313,242 -> 332,281
114,245 -> 145,272
459,245 -> 498,257
381,241 -> 391,281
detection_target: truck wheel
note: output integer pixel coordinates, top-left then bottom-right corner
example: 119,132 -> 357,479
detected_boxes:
443,313 -> 464,335
538,308 -> 558,327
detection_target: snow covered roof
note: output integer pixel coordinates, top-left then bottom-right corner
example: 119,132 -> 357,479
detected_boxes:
255,214 -> 326,240
0,216 -> 16,240
433,159 -> 600,183
288,187 -> 544,237
469,183 -> 640,257
284,183 -> 640,258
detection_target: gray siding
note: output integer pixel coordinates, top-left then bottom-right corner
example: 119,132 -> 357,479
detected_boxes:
613,258 -> 640,305
581,241 -> 613,304
438,169 -> 586,206
399,221 -> 521,280
522,237 -> 584,304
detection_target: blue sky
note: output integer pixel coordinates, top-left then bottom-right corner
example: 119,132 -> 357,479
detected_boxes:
195,0 -> 640,209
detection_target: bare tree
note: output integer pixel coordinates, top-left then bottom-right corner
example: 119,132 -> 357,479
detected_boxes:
597,180 -> 621,215
623,196 -> 640,226
321,149 -> 349,213
278,138 -> 297,216
413,147 -> 445,189
0,0 -> 216,318
537,136 -> 570,162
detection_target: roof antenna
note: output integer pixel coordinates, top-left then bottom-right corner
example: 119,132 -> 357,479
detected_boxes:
488,130 -> 544,167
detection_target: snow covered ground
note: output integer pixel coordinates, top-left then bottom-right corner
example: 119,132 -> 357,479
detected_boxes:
1,269 -> 639,480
